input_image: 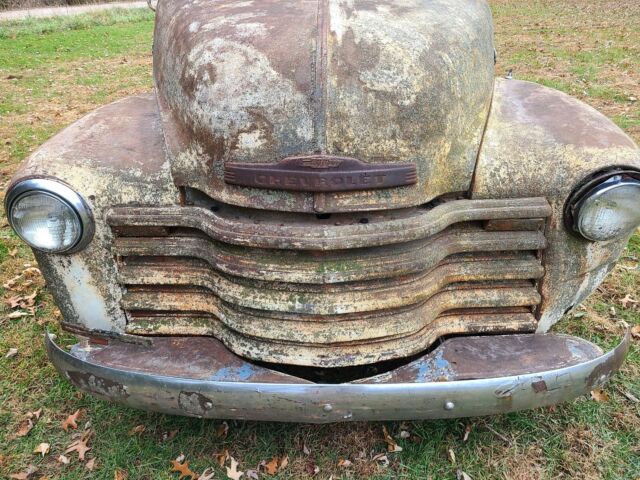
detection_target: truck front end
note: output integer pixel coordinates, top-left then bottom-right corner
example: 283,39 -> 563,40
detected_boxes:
5,0 -> 639,422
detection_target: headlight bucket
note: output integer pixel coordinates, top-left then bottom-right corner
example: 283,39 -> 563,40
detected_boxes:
565,169 -> 640,242
5,178 -> 94,254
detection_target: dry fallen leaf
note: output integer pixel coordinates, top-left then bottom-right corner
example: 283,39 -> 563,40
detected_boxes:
7,291 -> 38,310
162,429 -> 179,442
65,432 -> 91,460
15,409 -> 42,438
62,410 -> 82,432
16,420 -> 34,437
30,409 -> 43,420
591,388 -> 610,402
382,426 -> 403,452
457,470 -> 472,480
85,458 -> 97,471
33,443 -> 50,457
302,443 -> 311,455
216,421 -> 229,439
246,470 -> 259,480
9,465 -> 38,479
226,456 -> 244,480
463,424 -> 472,442
5,348 -> 18,359
261,457 -> 279,475
631,324 -> 640,339
170,458 -> 197,480
620,294 -> 638,309
7,311 -> 30,319
338,459 -> 352,468
197,468 -> 215,480
279,455 -> 288,472
114,469 -> 128,480
3,274 -> 22,290
128,424 -> 146,436
9,247 -> 17,257
304,462 -> 320,475
372,453 -> 389,467
215,449 -> 229,467
57,455 -> 70,465
448,448 -> 456,465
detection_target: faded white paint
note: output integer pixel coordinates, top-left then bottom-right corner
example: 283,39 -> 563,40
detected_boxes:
237,130 -> 266,150
186,37 -> 313,149
54,257 -> 120,331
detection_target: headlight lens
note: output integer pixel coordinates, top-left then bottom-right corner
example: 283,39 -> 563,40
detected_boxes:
11,192 -> 82,252
5,179 -> 93,253
573,175 -> 640,242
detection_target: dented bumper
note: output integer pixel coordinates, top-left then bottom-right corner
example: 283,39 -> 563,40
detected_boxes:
45,331 -> 630,423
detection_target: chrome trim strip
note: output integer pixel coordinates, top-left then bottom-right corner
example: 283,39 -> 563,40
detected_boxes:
45,331 -> 630,423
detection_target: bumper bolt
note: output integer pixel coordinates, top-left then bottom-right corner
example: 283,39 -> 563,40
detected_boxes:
323,404 -> 333,413
444,401 -> 455,411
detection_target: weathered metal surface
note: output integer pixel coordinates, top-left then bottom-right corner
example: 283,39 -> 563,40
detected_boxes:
3,0 -> 638,418
224,155 -> 417,192
45,331 -> 631,422
112,227 -> 546,285
122,285 -> 540,343
472,79 -> 640,332
125,310 -> 537,367
117,255 -> 544,314
8,94 -> 180,333
154,0 -> 495,212
108,197 -> 551,250
72,336 -> 310,383
357,334 -> 603,383
110,197 -> 548,366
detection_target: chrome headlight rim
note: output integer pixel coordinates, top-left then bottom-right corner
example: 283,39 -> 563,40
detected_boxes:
565,168 -> 640,242
5,178 -> 94,254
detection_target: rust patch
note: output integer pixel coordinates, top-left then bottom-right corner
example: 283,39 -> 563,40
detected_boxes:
83,336 -> 309,383
531,380 -> 548,393
178,391 -> 215,416
358,333 -> 603,384
66,371 -> 129,400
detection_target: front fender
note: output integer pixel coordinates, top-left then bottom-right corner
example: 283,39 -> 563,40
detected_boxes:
7,93 -> 179,332
472,79 -> 640,331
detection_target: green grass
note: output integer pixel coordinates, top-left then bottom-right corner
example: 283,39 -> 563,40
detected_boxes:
1,2 -> 639,479
0,14 -> 154,70
0,7 -> 154,38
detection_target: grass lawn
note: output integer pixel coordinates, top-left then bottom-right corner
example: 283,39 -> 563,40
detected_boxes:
0,2 -> 639,479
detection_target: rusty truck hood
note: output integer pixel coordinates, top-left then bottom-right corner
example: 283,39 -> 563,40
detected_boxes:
154,0 -> 495,212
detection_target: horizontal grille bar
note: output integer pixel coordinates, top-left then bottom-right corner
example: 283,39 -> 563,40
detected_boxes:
122,284 -> 540,344
125,311 -> 537,367
113,227 -> 546,284
118,255 -> 543,314
108,197 -> 551,251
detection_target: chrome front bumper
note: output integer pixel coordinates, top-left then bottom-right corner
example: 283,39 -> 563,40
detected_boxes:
45,331 -> 630,423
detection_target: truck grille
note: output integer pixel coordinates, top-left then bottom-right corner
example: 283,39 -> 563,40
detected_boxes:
107,196 -> 551,367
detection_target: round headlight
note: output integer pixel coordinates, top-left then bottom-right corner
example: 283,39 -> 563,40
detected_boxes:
5,179 -> 93,253
568,172 -> 640,242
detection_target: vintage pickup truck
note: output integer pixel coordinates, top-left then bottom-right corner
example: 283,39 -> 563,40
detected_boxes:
5,0 -> 639,422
